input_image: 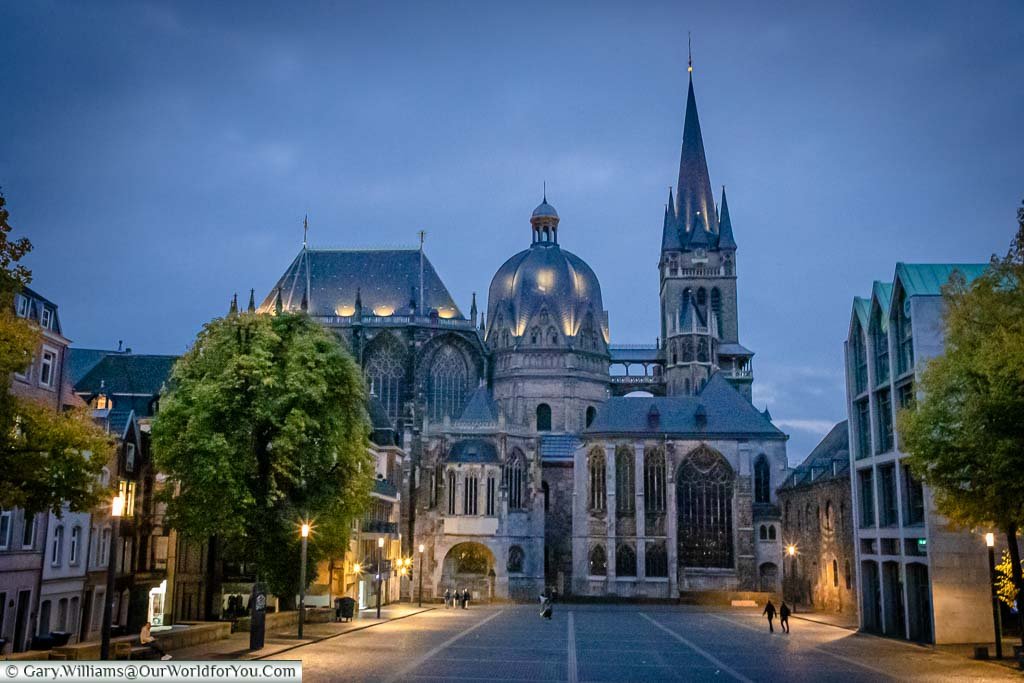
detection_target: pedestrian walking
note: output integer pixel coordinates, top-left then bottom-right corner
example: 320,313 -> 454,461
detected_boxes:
539,593 -> 553,620
462,588 -> 470,609
443,588 -> 451,609
762,600 -> 777,633
779,602 -> 791,634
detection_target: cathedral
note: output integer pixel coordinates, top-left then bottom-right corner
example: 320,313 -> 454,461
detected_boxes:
259,66 -> 789,601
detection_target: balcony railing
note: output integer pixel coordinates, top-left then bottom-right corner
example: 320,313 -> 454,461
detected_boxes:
610,376 -> 660,384
312,314 -> 476,330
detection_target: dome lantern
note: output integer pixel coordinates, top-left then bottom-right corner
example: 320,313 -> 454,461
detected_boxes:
530,191 -> 560,245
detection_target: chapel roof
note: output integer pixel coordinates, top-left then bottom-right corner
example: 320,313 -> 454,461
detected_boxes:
779,420 -> 849,490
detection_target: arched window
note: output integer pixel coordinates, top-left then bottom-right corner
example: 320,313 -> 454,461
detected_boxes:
615,544 -> 637,577
759,525 -> 768,540
585,406 -> 597,428
504,450 -> 526,510
364,334 -> 405,424
536,403 -> 552,432
530,326 -> 541,345
501,328 -> 510,348
589,545 -> 607,576
588,448 -> 606,512
754,455 -> 770,504
51,525 -> 64,566
644,447 -> 666,513
615,445 -> 635,514
832,559 -> 839,587
508,545 -> 524,574
768,525 -> 776,541
447,470 -> 457,515
697,287 -> 707,314
677,446 -> 735,568
645,543 -> 668,577
542,481 -> 550,512
547,327 -> 558,345
697,338 -> 709,362
824,501 -> 834,530
711,288 -> 722,331
428,346 -> 469,421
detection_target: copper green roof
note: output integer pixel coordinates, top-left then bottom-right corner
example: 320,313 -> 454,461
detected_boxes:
894,263 -> 988,298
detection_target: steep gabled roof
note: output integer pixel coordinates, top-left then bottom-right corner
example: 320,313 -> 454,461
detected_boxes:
585,372 -> 785,439
458,386 -> 499,423
75,353 -> 176,406
780,420 -> 849,489
260,248 -> 464,319
894,263 -> 988,298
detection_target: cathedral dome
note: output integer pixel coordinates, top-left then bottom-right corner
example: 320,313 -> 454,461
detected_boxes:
485,200 -> 608,353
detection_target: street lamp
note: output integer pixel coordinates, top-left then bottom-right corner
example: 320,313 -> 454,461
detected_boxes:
986,532 -> 1003,659
418,544 -> 425,607
100,495 -> 125,660
786,544 -> 797,556
298,522 -> 310,639
376,537 -> 385,618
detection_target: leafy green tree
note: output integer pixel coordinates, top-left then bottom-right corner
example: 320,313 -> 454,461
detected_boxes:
152,309 -> 373,600
0,190 -> 111,514
899,201 -> 1024,643
995,550 -> 1024,608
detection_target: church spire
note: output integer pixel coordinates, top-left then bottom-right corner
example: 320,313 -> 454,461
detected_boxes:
718,186 -> 736,250
247,288 -> 256,312
676,64 -> 718,238
470,291 -> 478,322
661,187 -> 682,251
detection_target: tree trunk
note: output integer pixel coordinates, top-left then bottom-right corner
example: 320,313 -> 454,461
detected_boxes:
1006,524 -> 1024,647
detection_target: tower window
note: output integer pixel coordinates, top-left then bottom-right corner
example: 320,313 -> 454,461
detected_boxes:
585,406 -> 597,428
754,455 -> 770,504
536,403 -> 551,431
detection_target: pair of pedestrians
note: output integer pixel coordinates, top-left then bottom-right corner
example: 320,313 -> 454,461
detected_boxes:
762,600 -> 791,633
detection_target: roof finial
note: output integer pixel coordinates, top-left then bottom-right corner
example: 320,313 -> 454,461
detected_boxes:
543,180 -> 547,203
303,214 -> 308,248
688,32 -> 693,75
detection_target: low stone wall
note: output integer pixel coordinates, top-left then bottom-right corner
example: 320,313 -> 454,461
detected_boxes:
234,608 -> 332,633
678,590 -> 775,606
52,622 -> 231,660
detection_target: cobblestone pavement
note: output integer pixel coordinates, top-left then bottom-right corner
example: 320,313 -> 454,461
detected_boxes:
264,604 -> 1020,682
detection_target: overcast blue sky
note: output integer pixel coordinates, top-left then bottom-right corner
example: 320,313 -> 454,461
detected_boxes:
2,1 -> 1022,460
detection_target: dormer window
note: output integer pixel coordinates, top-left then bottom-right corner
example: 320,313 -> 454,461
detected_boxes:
40,308 -> 52,330
94,394 -> 111,411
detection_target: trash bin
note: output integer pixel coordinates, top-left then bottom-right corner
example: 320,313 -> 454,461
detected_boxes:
339,597 -> 355,622
333,598 -> 343,622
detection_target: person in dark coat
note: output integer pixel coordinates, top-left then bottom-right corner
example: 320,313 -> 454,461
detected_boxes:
762,600 -> 777,633
779,602 -> 791,633
462,588 -> 470,609
443,588 -> 451,609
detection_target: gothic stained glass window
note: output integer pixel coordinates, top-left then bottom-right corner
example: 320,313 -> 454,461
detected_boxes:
644,448 -> 667,513
428,346 -> 469,421
589,545 -> 607,576
645,542 -> 668,577
615,544 -> 637,577
504,450 -> 525,510
677,446 -> 735,569
364,334 -> 405,425
615,445 -> 635,514
710,288 -> 722,332
588,448 -> 606,512
753,455 -> 770,504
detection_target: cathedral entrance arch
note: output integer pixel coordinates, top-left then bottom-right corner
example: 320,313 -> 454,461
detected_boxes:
676,445 -> 735,570
441,542 -> 497,603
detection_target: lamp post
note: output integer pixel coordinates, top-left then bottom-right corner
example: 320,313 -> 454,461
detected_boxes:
376,537 -> 384,619
986,533 -> 1003,659
100,495 -> 125,660
418,544 -> 425,607
298,522 -> 310,639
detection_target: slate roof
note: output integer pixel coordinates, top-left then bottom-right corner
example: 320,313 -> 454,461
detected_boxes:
106,410 -> 135,439
718,342 -> 753,357
74,354 -> 176,418
68,348 -> 114,384
458,386 -> 499,423
608,345 -> 660,364
448,439 -> 499,464
675,75 -> 719,238
779,420 -> 849,490
895,263 -> 988,298
540,434 -> 581,462
368,396 -> 399,446
717,187 -> 736,250
585,372 -> 786,439
259,248 -> 464,319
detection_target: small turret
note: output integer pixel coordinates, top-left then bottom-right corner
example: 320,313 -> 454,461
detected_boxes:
470,292 -> 478,322
530,190 -> 560,245
247,288 -> 256,313
718,186 -> 736,250
229,293 -> 238,315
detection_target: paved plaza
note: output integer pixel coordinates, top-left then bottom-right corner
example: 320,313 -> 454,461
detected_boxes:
260,605 -> 1019,682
